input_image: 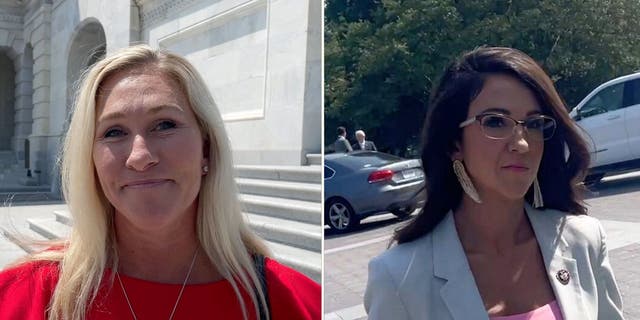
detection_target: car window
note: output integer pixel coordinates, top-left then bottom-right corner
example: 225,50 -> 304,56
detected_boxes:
324,166 -> 335,179
625,79 -> 640,106
580,82 -> 624,118
347,152 -> 403,167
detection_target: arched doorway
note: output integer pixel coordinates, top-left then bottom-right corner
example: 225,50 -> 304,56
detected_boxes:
66,20 -> 106,113
0,50 -> 15,151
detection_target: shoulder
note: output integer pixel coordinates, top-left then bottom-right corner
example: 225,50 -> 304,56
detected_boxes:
531,207 -> 607,264
0,260 -> 60,318
369,234 -> 433,286
536,207 -> 604,247
265,258 -> 320,320
365,235 -> 432,319
0,259 -> 60,287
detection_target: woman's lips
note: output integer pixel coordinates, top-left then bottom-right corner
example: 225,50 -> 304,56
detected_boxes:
123,179 -> 171,189
502,165 -> 529,172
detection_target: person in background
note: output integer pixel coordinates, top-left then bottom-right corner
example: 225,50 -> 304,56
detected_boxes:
334,126 -> 353,153
0,45 -> 320,320
352,130 -> 377,151
364,47 -> 623,320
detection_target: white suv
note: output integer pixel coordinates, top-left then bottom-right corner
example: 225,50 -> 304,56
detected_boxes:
569,72 -> 640,185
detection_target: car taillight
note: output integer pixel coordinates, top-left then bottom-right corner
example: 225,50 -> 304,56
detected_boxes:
368,169 -> 394,183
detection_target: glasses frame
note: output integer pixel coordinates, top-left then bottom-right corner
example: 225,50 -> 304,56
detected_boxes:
459,112 -> 557,141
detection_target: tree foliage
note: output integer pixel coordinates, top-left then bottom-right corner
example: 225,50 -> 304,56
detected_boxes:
325,0 -> 640,156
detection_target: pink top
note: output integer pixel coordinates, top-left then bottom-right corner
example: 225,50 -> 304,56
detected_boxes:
489,300 -> 564,320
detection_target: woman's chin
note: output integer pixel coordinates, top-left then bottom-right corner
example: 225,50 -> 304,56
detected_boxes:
114,204 -> 187,228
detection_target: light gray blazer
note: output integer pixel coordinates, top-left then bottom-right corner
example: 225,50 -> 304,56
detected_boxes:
364,204 -> 624,320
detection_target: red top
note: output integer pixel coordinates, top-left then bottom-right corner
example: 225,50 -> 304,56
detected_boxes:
0,258 -> 320,320
490,300 -> 564,320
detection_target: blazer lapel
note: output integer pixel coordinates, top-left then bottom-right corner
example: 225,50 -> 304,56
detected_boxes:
433,212 -> 489,320
526,205 -> 590,320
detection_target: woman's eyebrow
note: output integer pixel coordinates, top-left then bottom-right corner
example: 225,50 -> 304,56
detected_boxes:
97,104 -> 184,123
479,107 -> 542,116
480,107 -> 510,114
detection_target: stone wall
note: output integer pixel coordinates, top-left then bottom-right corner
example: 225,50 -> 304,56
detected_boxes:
144,0 -> 321,165
0,0 -> 321,192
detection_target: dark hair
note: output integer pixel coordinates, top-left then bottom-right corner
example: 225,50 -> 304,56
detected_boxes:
337,126 -> 347,135
394,47 -> 591,245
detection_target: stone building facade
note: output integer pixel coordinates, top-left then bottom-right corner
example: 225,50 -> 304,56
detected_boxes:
0,0 -> 321,193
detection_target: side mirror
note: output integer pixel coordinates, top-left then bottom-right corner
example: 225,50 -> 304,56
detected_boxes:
574,110 -> 582,121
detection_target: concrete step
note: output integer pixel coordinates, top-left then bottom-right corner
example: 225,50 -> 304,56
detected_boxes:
306,154 -> 321,166
0,190 -> 57,204
246,213 -> 320,252
27,218 -> 70,240
266,240 -> 320,283
0,151 -> 16,165
236,178 -> 320,202
54,210 -> 72,225
56,209 -> 321,252
240,194 -> 320,224
0,224 -> 50,254
0,166 -> 25,180
0,232 -> 29,268
235,165 -> 321,184
0,164 -> 16,172
0,161 -> 20,167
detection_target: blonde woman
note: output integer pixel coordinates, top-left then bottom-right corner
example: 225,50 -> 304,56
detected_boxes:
0,45 -> 320,320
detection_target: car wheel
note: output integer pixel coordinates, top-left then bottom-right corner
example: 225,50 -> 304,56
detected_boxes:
326,199 -> 359,232
391,205 -> 414,220
584,173 -> 605,186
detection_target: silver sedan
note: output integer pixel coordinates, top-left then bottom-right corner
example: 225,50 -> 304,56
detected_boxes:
324,151 -> 425,232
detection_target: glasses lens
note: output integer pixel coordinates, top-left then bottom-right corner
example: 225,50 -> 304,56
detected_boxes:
525,116 -> 556,140
480,115 -> 513,139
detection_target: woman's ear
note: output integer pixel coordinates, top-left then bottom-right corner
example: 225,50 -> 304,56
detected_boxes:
450,141 -> 463,161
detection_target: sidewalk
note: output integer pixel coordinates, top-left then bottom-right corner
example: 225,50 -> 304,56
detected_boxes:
0,202 -> 67,268
323,172 -> 640,320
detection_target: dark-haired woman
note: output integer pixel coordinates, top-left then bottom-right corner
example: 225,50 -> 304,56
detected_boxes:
364,47 -> 623,320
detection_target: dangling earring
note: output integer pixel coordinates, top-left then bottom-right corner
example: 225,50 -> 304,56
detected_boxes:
202,165 -> 209,175
453,159 -> 482,204
533,177 -> 544,208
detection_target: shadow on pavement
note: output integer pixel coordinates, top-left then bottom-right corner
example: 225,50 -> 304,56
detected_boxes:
324,215 -> 412,239
584,174 -> 640,200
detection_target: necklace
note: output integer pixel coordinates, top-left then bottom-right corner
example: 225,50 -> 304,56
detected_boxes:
116,249 -> 199,320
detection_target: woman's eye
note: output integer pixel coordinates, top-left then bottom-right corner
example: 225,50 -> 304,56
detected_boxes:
104,128 -> 124,138
483,116 -> 506,128
526,119 -> 544,129
154,120 -> 177,131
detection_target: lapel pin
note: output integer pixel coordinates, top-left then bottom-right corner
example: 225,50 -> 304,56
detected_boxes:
556,269 -> 570,285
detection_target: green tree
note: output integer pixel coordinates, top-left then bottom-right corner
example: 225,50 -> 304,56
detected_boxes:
325,0 -> 640,156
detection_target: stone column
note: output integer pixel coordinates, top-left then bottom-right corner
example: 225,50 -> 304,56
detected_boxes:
0,53 -> 15,152
12,49 -> 33,165
130,1 -> 141,43
27,3 -> 52,186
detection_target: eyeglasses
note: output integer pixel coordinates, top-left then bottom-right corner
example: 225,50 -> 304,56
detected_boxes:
459,113 -> 557,141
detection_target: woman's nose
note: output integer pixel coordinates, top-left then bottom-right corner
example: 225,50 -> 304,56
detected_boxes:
125,134 -> 158,171
508,126 -> 530,153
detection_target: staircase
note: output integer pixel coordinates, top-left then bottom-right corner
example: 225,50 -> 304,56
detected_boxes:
0,150 -> 53,203
19,154 -> 322,282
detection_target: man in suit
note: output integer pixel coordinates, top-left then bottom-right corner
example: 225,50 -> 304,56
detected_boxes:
334,126 -> 353,153
352,130 -> 377,151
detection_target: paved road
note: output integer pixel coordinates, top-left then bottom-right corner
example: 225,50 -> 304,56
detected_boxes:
324,171 -> 640,320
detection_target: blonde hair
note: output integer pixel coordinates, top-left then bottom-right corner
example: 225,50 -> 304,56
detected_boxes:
31,44 -> 270,320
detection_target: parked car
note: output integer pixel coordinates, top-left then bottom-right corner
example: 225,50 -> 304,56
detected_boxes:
324,151 -> 425,232
569,72 -> 640,185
